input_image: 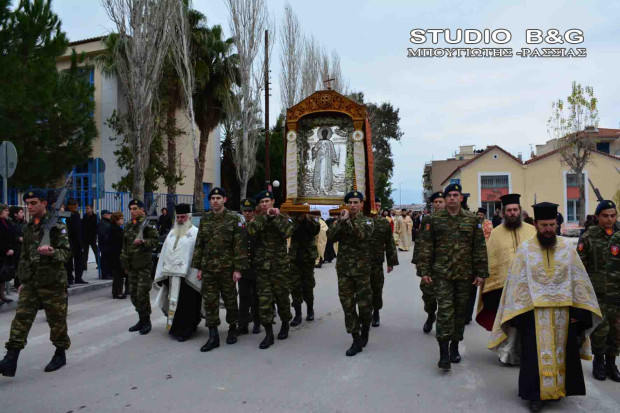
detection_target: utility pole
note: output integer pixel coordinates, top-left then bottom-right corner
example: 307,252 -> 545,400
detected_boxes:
264,29 -> 271,191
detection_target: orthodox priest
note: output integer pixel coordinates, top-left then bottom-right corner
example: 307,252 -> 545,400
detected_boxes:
489,202 -> 602,412
153,204 -> 202,342
477,194 -> 536,365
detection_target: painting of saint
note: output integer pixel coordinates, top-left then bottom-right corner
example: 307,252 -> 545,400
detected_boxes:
311,126 -> 339,194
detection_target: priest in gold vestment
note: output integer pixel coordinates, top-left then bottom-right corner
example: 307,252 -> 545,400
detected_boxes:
489,202 -> 601,412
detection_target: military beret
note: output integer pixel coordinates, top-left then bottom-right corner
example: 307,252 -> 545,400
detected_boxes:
344,191 -> 364,203
429,191 -> 444,202
375,196 -> 380,203
128,199 -> 144,208
477,207 -> 487,214
66,198 -> 78,206
595,200 -> 616,215
209,187 -> 226,198
443,183 -> 462,197
175,203 -> 191,214
240,198 -> 256,211
23,188 -> 47,202
255,190 -> 274,201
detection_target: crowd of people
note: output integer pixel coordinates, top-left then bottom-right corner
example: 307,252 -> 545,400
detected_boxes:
0,185 -> 619,412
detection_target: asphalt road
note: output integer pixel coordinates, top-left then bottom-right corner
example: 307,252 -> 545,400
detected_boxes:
1,249 -> 619,413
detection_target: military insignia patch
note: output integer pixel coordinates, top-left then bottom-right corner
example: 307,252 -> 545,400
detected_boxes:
578,243 -> 584,251
238,222 -> 243,227
477,224 -> 482,228
606,228 -> 613,236
61,229 -> 67,234
612,245 -> 619,256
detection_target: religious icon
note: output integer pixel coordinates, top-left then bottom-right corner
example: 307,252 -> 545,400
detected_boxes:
311,126 -> 339,195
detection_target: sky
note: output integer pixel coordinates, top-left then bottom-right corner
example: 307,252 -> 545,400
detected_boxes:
50,0 -> 620,203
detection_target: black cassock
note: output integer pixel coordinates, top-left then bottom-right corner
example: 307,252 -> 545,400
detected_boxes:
161,278 -> 202,339
511,307 -> 593,401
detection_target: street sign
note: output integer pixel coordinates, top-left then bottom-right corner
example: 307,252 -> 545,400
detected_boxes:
0,141 -> 17,179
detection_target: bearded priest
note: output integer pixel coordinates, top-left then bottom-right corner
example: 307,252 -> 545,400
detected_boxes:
488,202 -> 601,412
154,204 -> 202,342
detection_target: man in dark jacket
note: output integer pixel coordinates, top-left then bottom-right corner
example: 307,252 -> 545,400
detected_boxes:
65,198 -> 86,285
157,208 -> 173,236
81,204 -> 99,271
98,210 -> 112,279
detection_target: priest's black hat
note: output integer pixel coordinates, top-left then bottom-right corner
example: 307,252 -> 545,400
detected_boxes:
209,187 -> 226,198
255,190 -> 274,201
532,202 -> 558,220
477,207 -> 487,214
344,191 -> 364,202
500,193 -> 521,207
595,200 -> 616,215
443,183 -> 462,197
429,192 -> 444,202
175,203 -> 191,214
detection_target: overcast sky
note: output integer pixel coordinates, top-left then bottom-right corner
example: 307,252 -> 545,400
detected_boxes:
51,0 -> 620,203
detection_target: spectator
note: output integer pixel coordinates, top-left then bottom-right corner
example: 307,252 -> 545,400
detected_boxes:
109,212 -> 127,299
157,207 -> 173,236
0,204 -> 16,305
8,206 -> 25,288
65,198 -> 86,285
522,211 -> 535,225
556,211 -> 564,235
491,208 -> 502,228
81,204 -> 99,271
98,210 -> 112,279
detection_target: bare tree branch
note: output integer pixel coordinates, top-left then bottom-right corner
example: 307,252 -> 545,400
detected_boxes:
279,2 -> 300,109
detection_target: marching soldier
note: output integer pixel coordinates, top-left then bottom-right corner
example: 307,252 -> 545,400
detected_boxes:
192,188 -> 248,352
0,189 -> 71,377
416,184 -> 488,370
121,199 -> 158,335
289,212 -> 321,327
607,227 -> 620,382
369,197 -> 398,327
238,198 -> 261,335
248,190 -> 294,349
327,191 -> 374,356
578,200 -> 619,381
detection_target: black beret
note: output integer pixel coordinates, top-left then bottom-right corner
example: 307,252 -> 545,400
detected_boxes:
175,203 -> 191,214
128,199 -> 144,208
375,196 -> 380,203
429,192 -> 444,202
240,198 -> 256,211
477,207 -> 487,214
500,193 -> 521,207
344,191 -> 364,203
443,183 -> 462,197
23,188 -> 47,202
209,187 -> 226,198
66,198 -> 78,206
255,190 -> 274,201
595,200 -> 616,215
532,202 -> 558,220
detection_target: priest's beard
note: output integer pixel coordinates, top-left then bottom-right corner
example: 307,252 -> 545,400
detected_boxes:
504,215 -> 522,229
172,217 -> 192,239
536,231 -> 557,249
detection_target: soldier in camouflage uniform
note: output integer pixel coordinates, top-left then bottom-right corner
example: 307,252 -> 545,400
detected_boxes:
578,200 -> 619,381
289,212 -> 320,327
607,226 -> 620,382
121,199 -> 158,336
248,190 -> 294,349
369,197 -> 398,327
327,191 -> 374,357
238,198 -> 261,335
416,183 -> 488,370
413,191 -> 445,334
192,188 -> 248,352
0,189 -> 71,377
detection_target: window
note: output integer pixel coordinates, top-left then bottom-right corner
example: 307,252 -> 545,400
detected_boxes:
567,199 -> 580,222
566,172 -> 584,187
480,175 -> 508,189
596,142 -> 610,154
481,201 -> 500,219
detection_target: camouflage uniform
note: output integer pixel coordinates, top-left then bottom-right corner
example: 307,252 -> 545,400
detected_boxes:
327,213 -> 374,334
416,208 -> 488,343
191,209 -> 248,327
579,225 -> 617,356
120,216 -> 158,319
247,213 -> 293,325
6,213 -> 71,351
369,215 -> 398,310
607,232 -> 620,351
289,215 -> 320,309
412,215 -> 437,315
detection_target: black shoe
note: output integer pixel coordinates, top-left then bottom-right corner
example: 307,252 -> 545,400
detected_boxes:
75,279 -> 89,285
290,306 -> 302,327
438,342 -> 451,371
593,354 -> 606,380
277,321 -> 289,340
529,400 -> 544,412
450,341 -> 461,363
139,319 -> 152,335
306,303 -> 314,321
360,324 -> 370,348
606,355 -> 620,382
200,327 -> 220,352
237,325 -> 249,336
128,319 -> 143,332
371,310 -> 380,327
44,348 -> 66,372
1,298 -> 13,303
423,312 -> 436,334
252,322 -> 262,334
346,333 -> 363,357
226,324 -> 238,345
177,335 -> 189,342
259,325 -> 274,349
0,349 -> 20,377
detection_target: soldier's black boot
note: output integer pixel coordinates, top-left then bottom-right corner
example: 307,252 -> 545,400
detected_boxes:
606,354 -> 620,382
237,324 -> 249,336
290,305 -> 302,327
346,333 -> 363,357
277,321 -> 290,340
360,324 -> 370,348
306,302 -> 314,321
0,349 -> 20,377
200,327 -> 220,352
44,348 -> 66,372
139,317 -> 152,335
450,341 -> 461,363
259,325 -> 274,349
438,341 -> 451,371
593,354 -> 606,380
128,318 -> 143,332
423,312 -> 436,334
371,310 -> 380,327
226,324 -> 238,345
252,321 -> 262,334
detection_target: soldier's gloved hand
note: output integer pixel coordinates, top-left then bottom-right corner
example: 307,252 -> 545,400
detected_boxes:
472,276 -> 485,286
422,275 -> 433,284
196,270 -> 202,281
232,271 -> 242,282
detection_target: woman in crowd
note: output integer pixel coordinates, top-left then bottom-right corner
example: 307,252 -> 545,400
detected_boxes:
109,212 -> 127,299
